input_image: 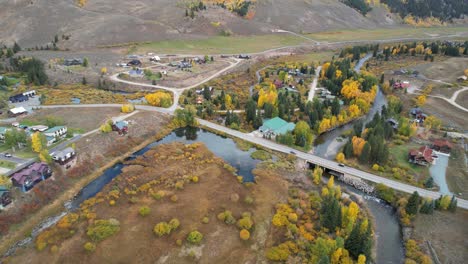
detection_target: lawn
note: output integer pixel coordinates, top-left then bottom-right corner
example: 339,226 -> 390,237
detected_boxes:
389,143 -> 427,174
0,160 -> 16,169
305,26 -> 468,42
131,34 -> 310,55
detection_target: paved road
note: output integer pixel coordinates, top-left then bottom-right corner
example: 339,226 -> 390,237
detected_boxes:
308,66 -> 322,102
197,118 -> 468,209
0,154 -> 29,164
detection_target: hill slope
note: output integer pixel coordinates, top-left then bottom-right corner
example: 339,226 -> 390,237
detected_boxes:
0,0 -> 413,50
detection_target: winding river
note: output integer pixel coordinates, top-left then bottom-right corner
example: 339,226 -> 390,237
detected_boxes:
314,54 -> 388,158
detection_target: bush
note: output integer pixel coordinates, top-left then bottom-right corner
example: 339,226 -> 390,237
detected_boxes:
84,242 -> 96,252
175,181 -> 184,190
375,183 -> 395,204
217,210 -> 236,225
170,195 -> 178,202
153,222 -> 172,237
139,206 -> 151,217
191,176 -> 199,183
202,216 -> 209,224
169,218 -> 180,230
244,196 -> 254,205
186,230 -> 203,244
109,200 -> 116,206
250,150 -> 272,161
121,104 -> 135,113
50,245 -> 59,254
86,219 -> 120,242
240,229 -> 250,240
237,216 -> 253,230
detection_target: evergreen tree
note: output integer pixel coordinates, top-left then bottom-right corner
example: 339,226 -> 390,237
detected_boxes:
448,195 -> 457,212
424,177 -> 434,188
320,196 -> 342,231
317,255 -> 331,264
359,142 -> 371,164
82,77 -> 87,85
406,191 -> 420,215
13,42 -> 21,53
203,86 -> 211,101
245,99 -> 257,123
253,110 -> 263,129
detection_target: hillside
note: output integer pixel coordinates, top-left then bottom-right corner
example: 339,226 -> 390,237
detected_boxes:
0,0 -> 461,50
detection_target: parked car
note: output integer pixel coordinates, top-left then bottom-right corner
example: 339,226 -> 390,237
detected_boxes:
290,151 -> 296,155
4,153 -> 12,158
338,163 -> 345,167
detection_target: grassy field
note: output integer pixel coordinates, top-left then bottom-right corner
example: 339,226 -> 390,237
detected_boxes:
0,160 -> 16,169
446,146 -> 468,199
388,143 -> 429,181
305,26 -> 468,42
131,34 -> 310,55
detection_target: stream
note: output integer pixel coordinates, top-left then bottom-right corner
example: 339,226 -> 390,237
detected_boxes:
314,54 -> 388,159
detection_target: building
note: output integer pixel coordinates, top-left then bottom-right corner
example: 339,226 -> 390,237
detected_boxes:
30,125 -> 49,132
408,146 -> 436,166
457,76 -> 467,82
386,118 -> 399,129
44,126 -> 67,139
127,60 -> 142,66
8,107 -> 27,117
431,139 -> 453,154
128,68 -> 143,77
410,107 -> 427,123
51,147 -> 76,165
259,117 -> 296,138
9,94 -> 29,103
112,121 -> 128,135
238,54 -> 251,59
0,186 -> 12,208
11,162 -> 52,192
22,90 -> 36,97
64,58 -> 83,66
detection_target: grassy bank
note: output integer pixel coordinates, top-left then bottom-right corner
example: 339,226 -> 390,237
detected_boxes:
446,146 -> 468,199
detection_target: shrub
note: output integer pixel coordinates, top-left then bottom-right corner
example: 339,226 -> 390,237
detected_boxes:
250,150 -> 272,161
152,190 -> 166,200
237,216 -> 253,230
153,222 -> 171,237
84,242 -> 96,252
109,200 -> 116,206
244,196 -> 254,204
202,216 -> 209,224
287,213 -> 298,223
170,195 -> 178,202
372,164 -> 380,171
175,181 -> 184,190
169,218 -> 180,230
217,210 -> 236,225
139,206 -> 151,217
240,229 -> 250,240
176,239 -> 183,246
50,245 -> 59,254
86,219 -> 120,242
121,104 -> 135,113
191,176 -> 199,183
186,230 -> 203,244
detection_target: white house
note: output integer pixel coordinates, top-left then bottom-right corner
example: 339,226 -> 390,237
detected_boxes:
44,126 -> 67,138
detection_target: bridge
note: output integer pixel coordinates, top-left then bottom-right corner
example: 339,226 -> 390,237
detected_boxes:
197,119 -> 468,209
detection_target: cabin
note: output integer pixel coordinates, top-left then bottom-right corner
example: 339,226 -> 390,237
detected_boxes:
9,94 -> 29,103
178,61 -> 192,69
63,58 -> 83,66
259,117 -> 296,138
431,139 -> 453,154
127,60 -> 142,66
8,107 -> 27,117
0,186 -> 12,208
393,81 -> 409,89
408,146 -> 436,166
410,108 -> 427,123
112,121 -> 128,135
22,90 -> 36,97
386,118 -> 399,129
238,54 -> 251,59
457,76 -> 467,82
51,147 -> 76,165
11,162 -> 52,192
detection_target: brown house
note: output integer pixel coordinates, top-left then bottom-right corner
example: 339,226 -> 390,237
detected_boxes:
408,146 -> 435,166
431,139 -> 453,153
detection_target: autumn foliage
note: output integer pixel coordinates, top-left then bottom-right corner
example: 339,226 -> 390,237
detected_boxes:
145,92 -> 172,108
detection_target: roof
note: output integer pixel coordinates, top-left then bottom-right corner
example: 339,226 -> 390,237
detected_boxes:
30,125 -> 49,132
409,146 -> 434,163
9,107 -> 27,114
52,147 -> 75,160
260,117 -> 296,135
432,139 -> 453,148
11,162 -> 49,185
0,127 -> 8,134
44,126 -> 66,134
114,121 -> 128,130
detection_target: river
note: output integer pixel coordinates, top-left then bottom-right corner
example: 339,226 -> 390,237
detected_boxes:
314,54 -> 388,158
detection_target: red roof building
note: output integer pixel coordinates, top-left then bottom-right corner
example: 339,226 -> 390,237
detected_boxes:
408,146 -> 435,166
431,139 -> 453,153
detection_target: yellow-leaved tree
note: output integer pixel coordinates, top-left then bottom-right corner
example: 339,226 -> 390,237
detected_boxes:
31,132 -> 46,153
121,104 -> 135,113
312,166 -> 323,185
415,95 -> 426,107
0,175 -> 12,188
336,152 -> 345,163
145,92 -> 172,108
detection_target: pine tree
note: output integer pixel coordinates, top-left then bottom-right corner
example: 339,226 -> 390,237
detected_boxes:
406,191 -> 420,215
13,42 -> 21,53
448,195 -> 457,212
359,142 -> 371,164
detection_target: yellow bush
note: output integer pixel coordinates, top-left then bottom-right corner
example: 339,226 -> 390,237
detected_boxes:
145,92 -> 172,108
191,176 -> 199,183
84,242 -> 96,252
240,229 -> 250,240
121,104 -> 135,113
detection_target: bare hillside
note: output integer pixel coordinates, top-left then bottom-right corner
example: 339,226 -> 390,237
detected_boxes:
0,0 -> 399,50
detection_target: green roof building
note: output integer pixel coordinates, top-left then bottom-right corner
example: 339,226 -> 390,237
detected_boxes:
259,117 -> 296,136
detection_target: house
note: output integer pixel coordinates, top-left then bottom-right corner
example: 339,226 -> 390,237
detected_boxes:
431,139 -> 453,153
11,162 -> 52,192
46,136 -> 55,146
0,186 -> 12,208
457,76 -> 467,82
112,121 -> 128,135
8,107 -> 27,117
30,125 -> 49,132
178,61 -> 192,69
149,56 -> 161,62
259,117 -> 296,138
386,118 -> 399,129
274,80 -> 284,89
238,54 -> 251,59
408,146 -> 436,166
22,90 -> 36,97
63,58 -> 83,66
51,147 -> 76,165
9,93 -> 29,103
393,81 -> 410,89
410,107 -> 427,123
44,126 -> 67,139
127,60 -> 142,66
